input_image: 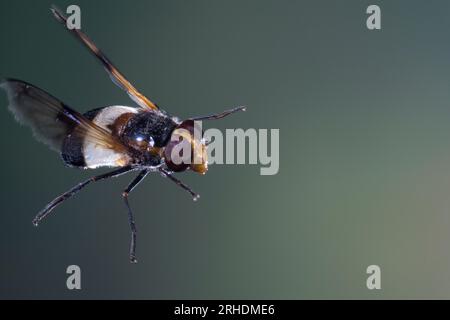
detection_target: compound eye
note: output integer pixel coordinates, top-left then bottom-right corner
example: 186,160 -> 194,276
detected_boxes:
178,120 -> 194,132
164,139 -> 189,172
164,120 -> 205,172
178,119 -> 204,137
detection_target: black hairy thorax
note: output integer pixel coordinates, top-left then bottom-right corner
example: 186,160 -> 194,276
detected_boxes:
121,111 -> 177,148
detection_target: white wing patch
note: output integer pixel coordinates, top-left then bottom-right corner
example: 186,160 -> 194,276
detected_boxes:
83,106 -> 138,169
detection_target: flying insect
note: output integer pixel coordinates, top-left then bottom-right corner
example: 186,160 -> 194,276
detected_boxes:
1,7 -> 245,263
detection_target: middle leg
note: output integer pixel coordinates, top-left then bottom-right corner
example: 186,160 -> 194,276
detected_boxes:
122,170 -> 149,263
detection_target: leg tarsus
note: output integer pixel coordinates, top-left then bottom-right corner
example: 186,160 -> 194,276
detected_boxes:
122,192 -> 138,263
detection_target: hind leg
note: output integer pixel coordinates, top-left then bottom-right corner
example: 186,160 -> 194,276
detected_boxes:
33,166 -> 133,226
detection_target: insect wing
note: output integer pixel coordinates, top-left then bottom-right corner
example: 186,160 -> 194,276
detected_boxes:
51,6 -> 159,112
1,79 -> 129,155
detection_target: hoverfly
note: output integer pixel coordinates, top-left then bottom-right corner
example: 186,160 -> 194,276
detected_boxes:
1,6 -> 245,263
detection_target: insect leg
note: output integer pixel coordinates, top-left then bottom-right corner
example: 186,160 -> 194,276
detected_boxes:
32,166 -> 133,226
160,169 -> 200,201
122,170 -> 149,263
190,106 -> 246,121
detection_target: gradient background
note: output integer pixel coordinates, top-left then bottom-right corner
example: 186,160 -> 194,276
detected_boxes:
1,0 -> 450,299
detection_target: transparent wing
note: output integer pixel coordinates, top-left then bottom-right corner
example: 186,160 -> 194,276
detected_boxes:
1,79 -> 129,154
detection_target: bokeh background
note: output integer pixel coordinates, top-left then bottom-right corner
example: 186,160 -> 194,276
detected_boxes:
1,0 -> 450,299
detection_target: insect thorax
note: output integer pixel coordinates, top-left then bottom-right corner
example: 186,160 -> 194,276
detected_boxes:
118,110 -> 178,166
121,111 -> 177,148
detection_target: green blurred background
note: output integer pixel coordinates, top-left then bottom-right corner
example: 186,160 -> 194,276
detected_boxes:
1,0 -> 450,299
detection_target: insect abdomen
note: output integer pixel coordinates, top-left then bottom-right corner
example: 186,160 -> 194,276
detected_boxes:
61,106 -> 138,168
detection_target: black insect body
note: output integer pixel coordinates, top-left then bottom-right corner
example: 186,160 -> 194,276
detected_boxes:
61,106 -> 178,169
1,7 -> 245,263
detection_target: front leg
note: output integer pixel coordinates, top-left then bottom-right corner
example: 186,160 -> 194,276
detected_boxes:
159,169 -> 200,201
190,106 -> 246,121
